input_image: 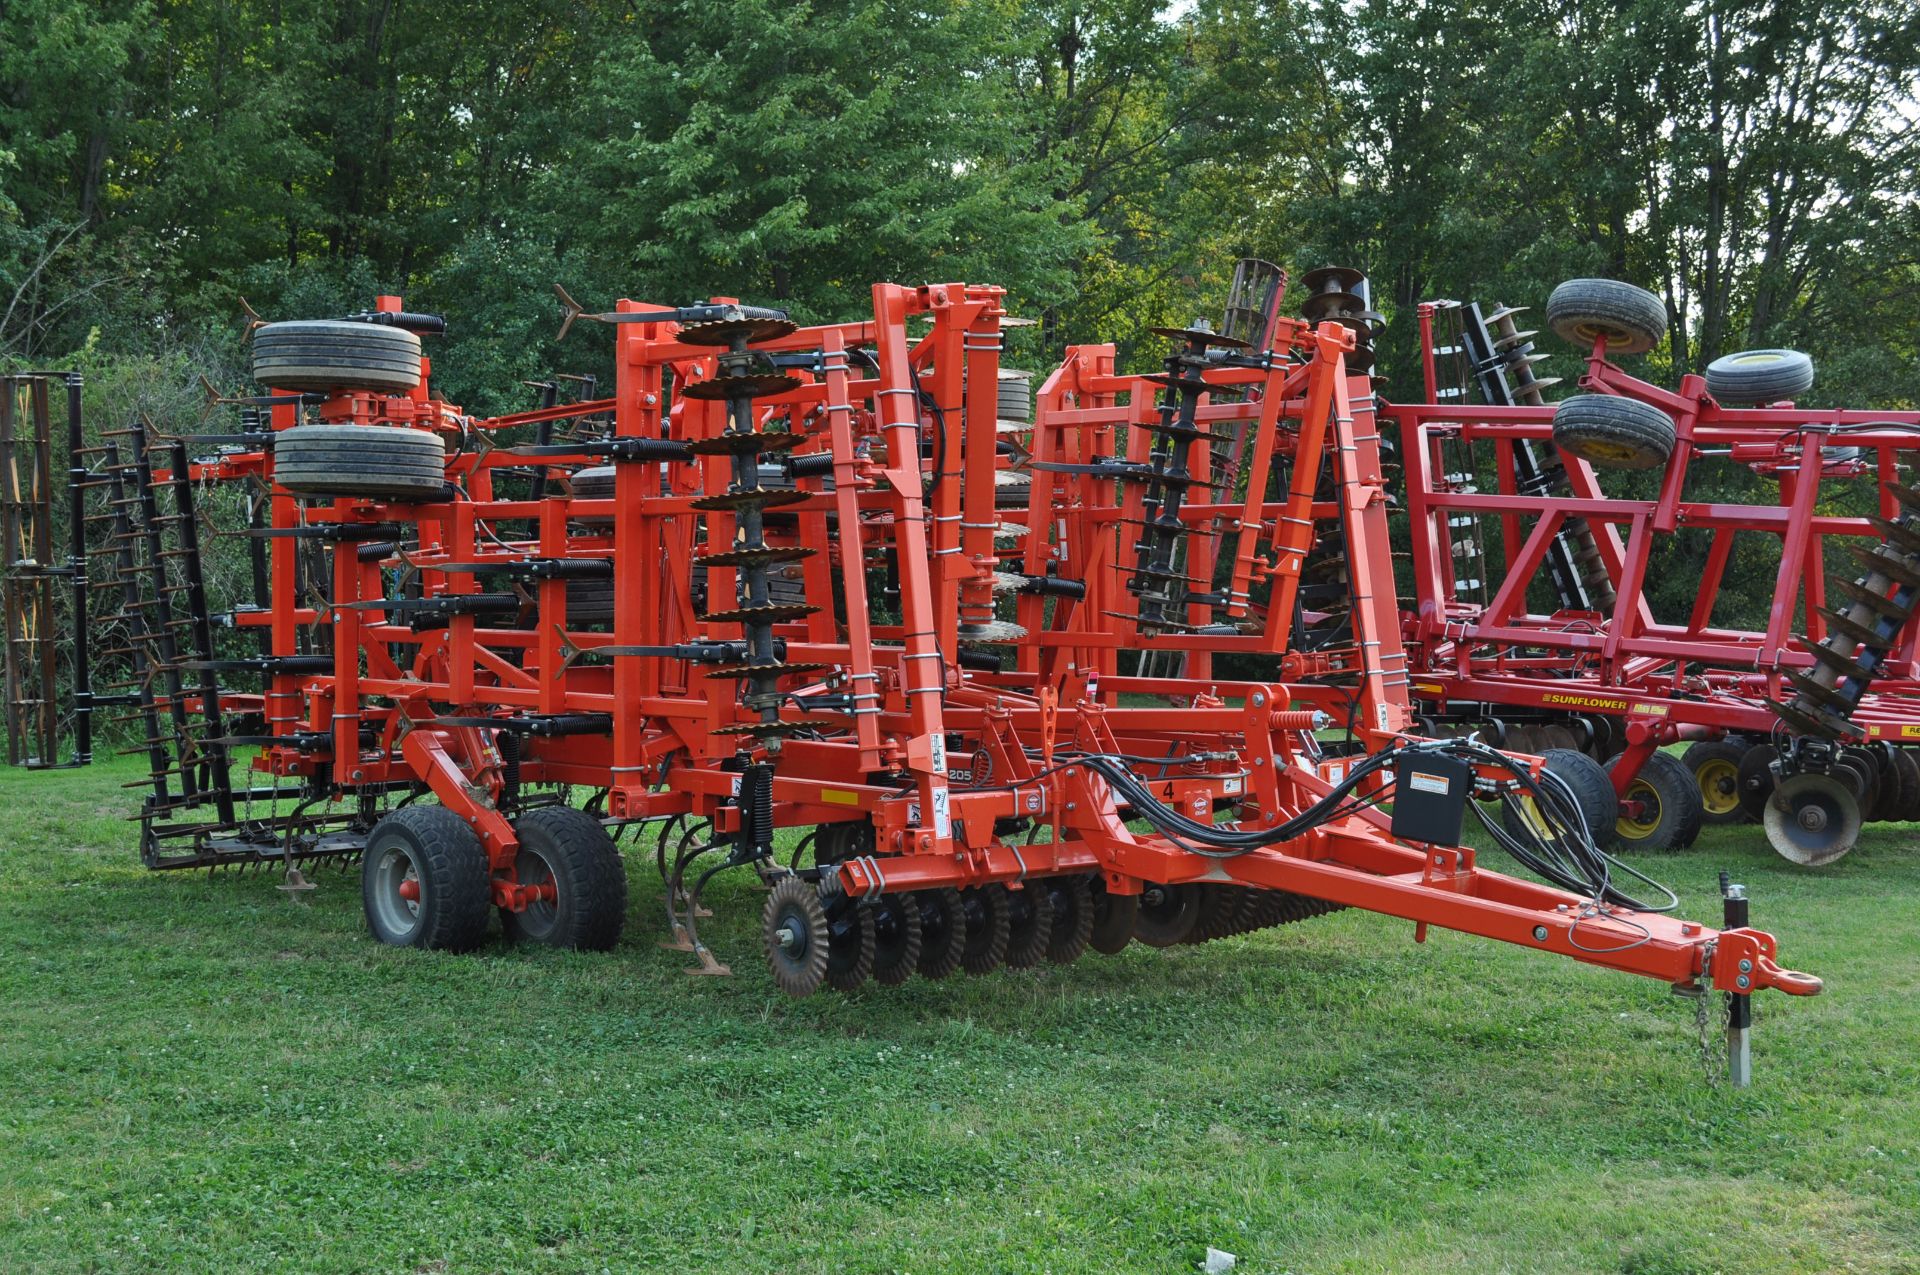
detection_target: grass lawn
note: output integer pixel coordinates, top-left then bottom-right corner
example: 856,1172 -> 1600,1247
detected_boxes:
2,756 -> 1916,1274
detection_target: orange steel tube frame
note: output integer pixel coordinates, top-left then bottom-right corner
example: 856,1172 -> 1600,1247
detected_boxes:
195,285 -> 1817,1006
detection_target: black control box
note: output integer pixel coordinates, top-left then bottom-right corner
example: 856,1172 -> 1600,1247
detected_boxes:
1389,751 -> 1474,845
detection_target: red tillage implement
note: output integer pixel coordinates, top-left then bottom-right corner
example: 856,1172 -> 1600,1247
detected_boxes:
121,281 -> 1814,1084
1390,278 -> 1920,867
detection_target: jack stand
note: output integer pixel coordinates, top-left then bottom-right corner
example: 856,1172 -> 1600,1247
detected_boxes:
1722,872 -> 1753,1088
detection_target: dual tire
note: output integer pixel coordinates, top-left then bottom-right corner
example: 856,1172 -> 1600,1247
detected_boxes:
361,804 -> 627,952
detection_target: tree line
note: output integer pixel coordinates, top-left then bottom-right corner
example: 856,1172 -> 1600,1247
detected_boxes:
2,0 -> 1916,650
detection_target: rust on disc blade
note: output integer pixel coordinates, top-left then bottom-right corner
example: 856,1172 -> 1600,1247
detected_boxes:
675,317 -> 798,347
683,429 -> 805,455
690,488 -> 810,511
703,661 -> 831,680
700,602 -> 818,625
692,545 -> 815,568
680,373 -> 803,401
1149,325 -> 1251,350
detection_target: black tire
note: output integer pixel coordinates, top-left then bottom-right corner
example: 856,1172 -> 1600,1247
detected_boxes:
1132,882 -> 1200,947
1544,279 -> 1667,355
1504,747 -> 1621,850
499,806 -> 627,950
565,578 -> 614,626
252,319 -> 423,394
1606,751 -> 1702,852
569,465 -> 617,525
959,884 -> 1011,975
1002,881 -> 1053,969
361,805 -> 493,951
1087,877 -> 1138,955
1736,744 -> 1779,822
274,424 -> 446,499
1042,875 -> 1095,964
912,888 -> 967,979
1705,349 -> 1814,405
1681,739 -> 1753,826
997,370 -> 1033,423
869,892 -> 923,986
1552,396 -> 1677,471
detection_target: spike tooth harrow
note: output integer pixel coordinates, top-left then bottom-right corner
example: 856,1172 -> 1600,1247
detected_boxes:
77,281 -> 1823,1085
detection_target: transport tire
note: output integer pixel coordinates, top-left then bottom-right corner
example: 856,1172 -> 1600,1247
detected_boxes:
1041,874 -> 1095,964
1606,751 -> 1702,853
959,884 -> 1011,975
499,805 -> 627,950
1705,349 -> 1814,405
569,465 -> 617,525
1544,278 -> 1668,355
869,891 -> 923,986
1504,747 -> 1621,850
997,369 -> 1033,423
564,578 -> 615,626
1087,876 -> 1139,955
1131,882 -> 1200,947
912,888 -> 968,979
274,423 -> 447,499
1551,396 -> 1677,471
252,319 -> 423,394
1680,739 -> 1753,826
361,805 -> 493,951
1002,880 -> 1054,969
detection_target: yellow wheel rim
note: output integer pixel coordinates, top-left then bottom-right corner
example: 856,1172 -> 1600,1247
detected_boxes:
1583,440 -> 1645,464
1616,778 -> 1663,840
1696,757 -> 1741,816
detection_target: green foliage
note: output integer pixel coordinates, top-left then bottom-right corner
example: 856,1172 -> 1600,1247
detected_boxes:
3,0 -> 1917,672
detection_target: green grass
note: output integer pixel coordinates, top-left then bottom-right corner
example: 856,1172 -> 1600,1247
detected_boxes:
2,758 -> 1917,1274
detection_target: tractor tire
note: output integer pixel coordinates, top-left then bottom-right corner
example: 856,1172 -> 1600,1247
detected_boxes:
361,805 -> 493,952
1705,349 -> 1815,406
1544,278 -> 1668,355
274,424 -> 447,500
500,805 -> 628,950
1681,739 -> 1753,826
1504,747 -> 1621,850
1606,751 -> 1703,853
252,319 -> 422,394
1552,395 -> 1677,471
